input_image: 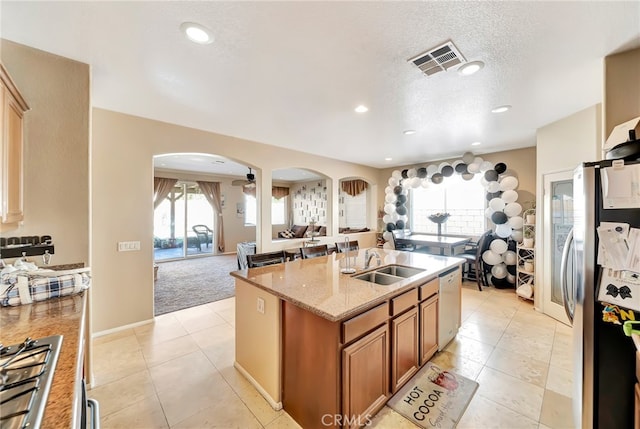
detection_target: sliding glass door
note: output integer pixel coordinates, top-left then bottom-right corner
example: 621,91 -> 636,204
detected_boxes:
154,182 -> 214,261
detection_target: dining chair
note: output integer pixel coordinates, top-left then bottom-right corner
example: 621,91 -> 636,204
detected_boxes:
460,230 -> 494,291
246,250 -> 287,268
391,231 -> 416,251
300,244 -> 329,259
334,240 -> 359,253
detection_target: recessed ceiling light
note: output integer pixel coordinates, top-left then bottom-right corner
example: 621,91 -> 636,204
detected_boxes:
471,141 -> 482,146
403,130 -> 416,135
354,105 -> 369,113
458,61 -> 485,76
491,105 -> 512,113
385,157 -> 393,161
180,22 -> 214,45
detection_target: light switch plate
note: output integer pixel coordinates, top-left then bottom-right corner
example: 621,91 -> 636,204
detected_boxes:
118,241 -> 141,252
257,297 -> 265,314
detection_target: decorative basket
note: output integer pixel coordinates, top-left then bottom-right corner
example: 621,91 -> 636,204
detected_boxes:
428,213 -> 450,224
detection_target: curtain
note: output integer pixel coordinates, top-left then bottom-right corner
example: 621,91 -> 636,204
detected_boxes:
153,177 -> 178,209
196,181 -> 225,252
272,186 -> 289,199
341,179 -> 368,197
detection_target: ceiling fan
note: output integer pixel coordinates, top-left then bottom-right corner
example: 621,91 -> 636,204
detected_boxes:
231,167 -> 256,188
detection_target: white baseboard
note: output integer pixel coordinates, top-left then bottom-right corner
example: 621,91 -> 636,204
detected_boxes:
234,361 -> 282,411
93,318 -> 153,338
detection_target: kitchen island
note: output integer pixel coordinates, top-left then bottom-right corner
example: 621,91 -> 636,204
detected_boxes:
230,248 -> 463,429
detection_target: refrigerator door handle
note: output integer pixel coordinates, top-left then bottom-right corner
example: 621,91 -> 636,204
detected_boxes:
560,228 -> 574,323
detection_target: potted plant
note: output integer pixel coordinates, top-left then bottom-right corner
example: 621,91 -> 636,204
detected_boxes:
523,229 -> 535,248
524,201 -> 536,224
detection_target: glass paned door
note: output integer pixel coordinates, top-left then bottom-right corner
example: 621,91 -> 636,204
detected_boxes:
543,170 -> 574,324
186,185 -> 214,256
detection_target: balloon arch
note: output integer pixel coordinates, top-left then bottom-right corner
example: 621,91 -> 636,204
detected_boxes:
382,151 -> 523,288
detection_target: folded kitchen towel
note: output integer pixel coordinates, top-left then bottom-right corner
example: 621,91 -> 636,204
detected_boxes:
0,268 -> 91,306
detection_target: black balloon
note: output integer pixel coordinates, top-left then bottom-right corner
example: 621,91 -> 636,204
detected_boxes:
491,276 -> 511,289
441,165 -> 454,177
386,222 -> 396,232
401,169 -> 409,179
393,186 -> 403,195
395,200 -> 404,207
486,191 -> 503,201
495,162 -> 507,174
417,167 -> 427,178
507,264 -> 517,275
431,173 -> 444,184
491,211 -> 508,225
395,220 -> 405,229
396,206 -> 407,216
484,169 -> 499,182
397,194 -> 407,204
455,163 -> 468,174
508,241 -> 517,251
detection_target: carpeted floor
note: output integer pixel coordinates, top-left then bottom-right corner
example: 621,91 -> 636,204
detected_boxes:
154,254 -> 238,315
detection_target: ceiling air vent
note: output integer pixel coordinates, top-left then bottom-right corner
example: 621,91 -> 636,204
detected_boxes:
408,40 -> 467,77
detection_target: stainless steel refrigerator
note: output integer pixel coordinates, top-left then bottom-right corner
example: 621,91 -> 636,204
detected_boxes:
561,159 -> 640,428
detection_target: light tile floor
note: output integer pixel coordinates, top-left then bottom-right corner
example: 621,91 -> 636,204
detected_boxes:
90,283 -> 574,428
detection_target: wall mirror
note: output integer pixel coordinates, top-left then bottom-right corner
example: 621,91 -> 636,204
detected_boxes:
271,168 -> 331,242
338,177 -> 371,235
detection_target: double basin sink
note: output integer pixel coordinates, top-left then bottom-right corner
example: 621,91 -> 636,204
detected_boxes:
352,265 -> 425,286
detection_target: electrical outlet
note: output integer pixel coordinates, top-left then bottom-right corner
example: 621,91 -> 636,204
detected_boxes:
257,297 -> 265,314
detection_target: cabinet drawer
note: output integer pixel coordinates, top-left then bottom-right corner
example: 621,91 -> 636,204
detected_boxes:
391,289 -> 418,316
342,302 -> 389,344
419,278 -> 439,301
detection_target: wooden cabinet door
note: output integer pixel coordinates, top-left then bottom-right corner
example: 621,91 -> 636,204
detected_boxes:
420,295 -> 438,365
342,324 -> 389,429
391,306 -> 419,393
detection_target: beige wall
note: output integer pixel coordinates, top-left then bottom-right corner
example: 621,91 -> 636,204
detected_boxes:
604,47 -> 640,139
0,39 -> 90,266
377,146 -> 538,234
92,109 -> 380,332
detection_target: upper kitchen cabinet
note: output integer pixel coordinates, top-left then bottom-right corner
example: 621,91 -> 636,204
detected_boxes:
0,64 -> 29,231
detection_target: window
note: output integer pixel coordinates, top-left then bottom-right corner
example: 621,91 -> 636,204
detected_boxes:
339,190 -> 367,228
244,194 -> 256,226
272,196 -> 287,225
410,174 -> 485,235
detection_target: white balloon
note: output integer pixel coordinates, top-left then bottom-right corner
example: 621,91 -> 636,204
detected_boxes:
411,177 -> 421,188
496,223 -> 512,238
382,231 -> 393,241
392,170 -> 402,179
490,239 -> 508,254
385,193 -> 397,203
485,207 -> 494,218
480,177 -> 489,188
421,179 -> 430,188
489,198 -> 506,212
503,250 -> 517,265
491,263 -> 507,279
400,215 -> 409,222
384,203 -> 394,214
383,214 -> 392,223
467,163 -> 480,173
502,189 -> 518,203
487,181 -> 501,193
482,250 -> 502,266
384,186 -> 392,195
500,176 -> 519,191
426,164 -> 438,176
388,177 -> 398,187
511,230 -> 524,242
438,162 -> 450,173
401,187 -> 409,195
407,168 -> 417,178
402,179 -> 412,189
462,152 -> 475,164
480,161 -> 494,172
508,216 -> 524,229
506,274 -> 516,284
391,212 -> 399,222
504,202 -> 523,217
474,157 -> 484,165
383,242 -> 394,250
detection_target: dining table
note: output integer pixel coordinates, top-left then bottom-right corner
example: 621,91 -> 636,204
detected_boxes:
395,234 -> 471,256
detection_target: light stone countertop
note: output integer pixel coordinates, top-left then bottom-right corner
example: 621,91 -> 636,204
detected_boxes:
230,248 -> 464,322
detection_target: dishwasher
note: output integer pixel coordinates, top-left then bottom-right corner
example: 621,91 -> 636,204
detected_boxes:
438,266 -> 462,350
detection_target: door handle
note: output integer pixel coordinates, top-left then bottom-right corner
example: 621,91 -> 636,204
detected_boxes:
560,229 -> 574,323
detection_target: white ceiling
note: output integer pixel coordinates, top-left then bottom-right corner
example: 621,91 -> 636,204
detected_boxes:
2,1 -> 639,178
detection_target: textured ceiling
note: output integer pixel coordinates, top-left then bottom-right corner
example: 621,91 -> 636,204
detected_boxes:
2,1 -> 639,175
